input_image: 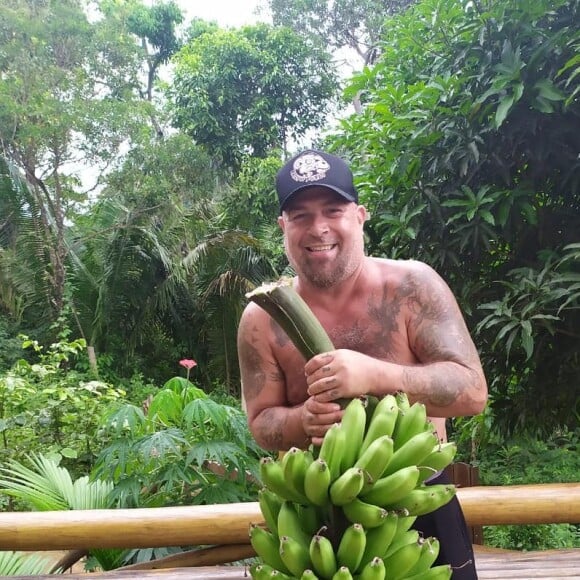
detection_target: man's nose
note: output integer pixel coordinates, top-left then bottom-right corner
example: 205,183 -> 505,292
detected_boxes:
309,214 -> 329,235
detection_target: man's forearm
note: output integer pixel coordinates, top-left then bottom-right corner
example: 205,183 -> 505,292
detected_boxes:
251,404 -> 309,451
374,360 -> 487,418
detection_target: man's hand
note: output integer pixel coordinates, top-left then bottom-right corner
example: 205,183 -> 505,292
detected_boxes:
305,350 -> 381,402
301,395 -> 343,446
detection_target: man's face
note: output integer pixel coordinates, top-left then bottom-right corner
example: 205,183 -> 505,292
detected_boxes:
278,187 -> 367,288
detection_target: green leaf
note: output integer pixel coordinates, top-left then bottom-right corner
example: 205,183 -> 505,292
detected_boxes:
495,95 -> 514,128
534,79 -> 565,101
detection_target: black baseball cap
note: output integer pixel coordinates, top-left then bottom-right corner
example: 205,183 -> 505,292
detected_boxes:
276,149 -> 358,212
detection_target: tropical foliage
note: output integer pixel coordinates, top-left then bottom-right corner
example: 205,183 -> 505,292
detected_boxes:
335,0 -> 580,435
0,0 -> 579,565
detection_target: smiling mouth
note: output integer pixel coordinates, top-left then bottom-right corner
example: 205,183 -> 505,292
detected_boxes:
306,244 -> 336,252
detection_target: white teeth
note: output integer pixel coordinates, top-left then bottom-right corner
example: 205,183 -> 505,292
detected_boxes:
309,244 -> 334,252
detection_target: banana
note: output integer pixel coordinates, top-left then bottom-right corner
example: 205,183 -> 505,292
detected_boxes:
364,395 -> 379,425
417,442 -> 457,483
332,566 -> 354,580
405,537 -> 440,577
392,402 -> 429,450
278,500 -> 310,546
309,533 -> 338,579
395,513 -> 417,535
395,391 -> 411,412
381,538 -> 423,580
282,446 -> 313,498
329,467 -> 365,506
388,484 -> 456,516
382,430 -> 439,477
359,511 -> 398,567
342,497 -> 389,528
404,564 -> 452,580
250,562 -> 276,580
360,465 -> 421,507
304,458 -> 332,506
279,534 -> 312,578
267,569 -> 294,579
298,503 -> 323,537
319,423 -> 347,481
300,570 -> 320,580
249,524 -> 291,575
339,397 -> 367,470
360,395 -> 398,454
383,529 -> 420,559
358,556 -> 386,580
336,522 -> 366,572
354,434 -> 394,486
260,456 -> 308,504
259,488 -> 283,534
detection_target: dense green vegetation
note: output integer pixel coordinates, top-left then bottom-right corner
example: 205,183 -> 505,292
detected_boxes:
0,0 -> 578,569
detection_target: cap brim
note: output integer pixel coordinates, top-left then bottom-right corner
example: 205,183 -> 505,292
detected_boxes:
279,184 -> 356,212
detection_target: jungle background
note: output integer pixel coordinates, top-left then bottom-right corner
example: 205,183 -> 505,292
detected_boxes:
0,0 -> 579,572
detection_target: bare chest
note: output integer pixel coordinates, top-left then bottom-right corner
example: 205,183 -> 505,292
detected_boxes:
273,301 -> 416,406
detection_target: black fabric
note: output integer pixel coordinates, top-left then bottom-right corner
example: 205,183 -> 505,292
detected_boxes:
411,471 -> 478,579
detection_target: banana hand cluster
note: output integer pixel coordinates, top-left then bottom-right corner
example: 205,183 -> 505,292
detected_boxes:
251,393 -> 457,580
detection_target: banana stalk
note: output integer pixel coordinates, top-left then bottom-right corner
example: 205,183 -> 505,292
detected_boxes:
246,277 -> 350,415
246,277 -> 335,360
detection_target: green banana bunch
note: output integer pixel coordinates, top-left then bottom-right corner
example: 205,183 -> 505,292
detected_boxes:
250,395 -> 458,580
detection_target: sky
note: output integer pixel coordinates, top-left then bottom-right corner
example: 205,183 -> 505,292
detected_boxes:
176,0 -> 268,28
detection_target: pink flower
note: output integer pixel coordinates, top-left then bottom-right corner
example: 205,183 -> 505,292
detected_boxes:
179,359 -> 197,370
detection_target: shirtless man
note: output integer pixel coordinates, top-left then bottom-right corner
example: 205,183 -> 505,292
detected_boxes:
237,149 -> 488,578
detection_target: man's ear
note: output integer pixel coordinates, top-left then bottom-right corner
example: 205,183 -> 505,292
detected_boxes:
356,204 -> 368,224
277,215 -> 286,232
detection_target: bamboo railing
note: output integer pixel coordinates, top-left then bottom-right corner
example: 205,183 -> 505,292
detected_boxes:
0,483 -> 579,552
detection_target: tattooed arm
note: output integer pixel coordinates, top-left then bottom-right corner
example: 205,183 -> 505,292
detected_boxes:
237,302 -> 311,451
305,260 -> 488,419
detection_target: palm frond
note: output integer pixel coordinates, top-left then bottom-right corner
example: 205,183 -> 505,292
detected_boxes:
0,551 -> 53,576
0,454 -> 114,511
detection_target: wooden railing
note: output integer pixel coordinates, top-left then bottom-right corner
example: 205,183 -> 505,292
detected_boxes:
1,483 -> 579,552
